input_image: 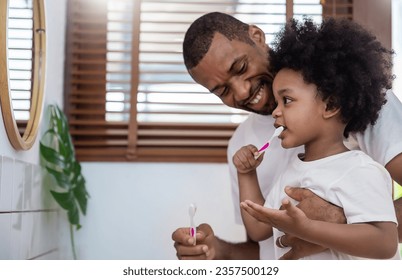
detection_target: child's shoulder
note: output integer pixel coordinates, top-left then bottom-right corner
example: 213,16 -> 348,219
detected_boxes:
343,150 -> 391,181
347,149 -> 381,163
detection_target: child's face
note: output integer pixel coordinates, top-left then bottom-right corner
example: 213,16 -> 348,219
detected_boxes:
272,68 -> 327,149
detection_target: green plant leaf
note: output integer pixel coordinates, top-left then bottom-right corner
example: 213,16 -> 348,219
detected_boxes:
73,182 -> 89,215
40,142 -> 67,169
50,190 -> 80,226
54,105 -> 75,155
50,190 -> 74,210
71,162 -> 86,186
67,201 -> 80,226
45,167 -> 71,189
55,105 -> 68,132
41,104 -> 89,259
51,105 -> 66,136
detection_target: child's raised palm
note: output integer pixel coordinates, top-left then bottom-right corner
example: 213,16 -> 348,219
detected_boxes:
240,198 -> 309,236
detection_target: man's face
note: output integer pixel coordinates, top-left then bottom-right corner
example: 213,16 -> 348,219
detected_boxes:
188,31 -> 276,115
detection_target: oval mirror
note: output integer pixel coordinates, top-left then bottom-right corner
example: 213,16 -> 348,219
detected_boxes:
0,0 -> 46,150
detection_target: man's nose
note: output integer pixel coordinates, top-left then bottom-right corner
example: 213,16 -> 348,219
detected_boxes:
232,78 -> 251,103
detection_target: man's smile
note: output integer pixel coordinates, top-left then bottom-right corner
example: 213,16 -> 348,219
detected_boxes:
249,84 -> 264,105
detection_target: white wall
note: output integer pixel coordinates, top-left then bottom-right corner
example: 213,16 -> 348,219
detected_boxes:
75,162 -> 246,259
0,0 -> 68,259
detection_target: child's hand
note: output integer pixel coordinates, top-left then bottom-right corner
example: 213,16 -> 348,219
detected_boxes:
232,145 -> 263,174
240,198 -> 309,235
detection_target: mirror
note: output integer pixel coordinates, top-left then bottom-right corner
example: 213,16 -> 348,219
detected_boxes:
0,0 -> 46,150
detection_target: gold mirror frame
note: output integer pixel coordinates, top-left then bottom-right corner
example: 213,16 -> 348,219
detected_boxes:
0,0 -> 46,150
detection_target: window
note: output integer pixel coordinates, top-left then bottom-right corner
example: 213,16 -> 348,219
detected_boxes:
321,0 -> 353,19
1,0 -> 46,150
8,0 -> 34,131
64,0 -> 352,162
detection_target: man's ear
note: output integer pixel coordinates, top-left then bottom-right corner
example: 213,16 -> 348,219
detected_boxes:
249,25 -> 266,46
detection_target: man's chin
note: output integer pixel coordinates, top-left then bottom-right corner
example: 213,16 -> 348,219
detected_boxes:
243,105 -> 273,116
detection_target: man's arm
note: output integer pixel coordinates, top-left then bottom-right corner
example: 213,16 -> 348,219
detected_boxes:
172,223 -> 259,260
386,153 -> 402,185
394,198 -> 402,241
385,153 -> 402,240
214,236 -> 259,260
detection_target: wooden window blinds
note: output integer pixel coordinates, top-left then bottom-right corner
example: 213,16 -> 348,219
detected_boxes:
64,0 -> 353,162
8,0 -> 35,133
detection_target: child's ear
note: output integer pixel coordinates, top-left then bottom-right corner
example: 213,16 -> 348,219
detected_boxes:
323,104 -> 341,119
322,96 -> 341,119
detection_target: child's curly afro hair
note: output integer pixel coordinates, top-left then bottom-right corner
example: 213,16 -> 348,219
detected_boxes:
269,18 -> 394,137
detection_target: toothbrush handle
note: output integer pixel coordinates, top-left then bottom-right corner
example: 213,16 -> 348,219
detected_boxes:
255,142 -> 270,160
190,221 -> 196,245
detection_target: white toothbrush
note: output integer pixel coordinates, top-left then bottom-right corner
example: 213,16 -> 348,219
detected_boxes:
188,203 -> 197,245
254,126 -> 284,160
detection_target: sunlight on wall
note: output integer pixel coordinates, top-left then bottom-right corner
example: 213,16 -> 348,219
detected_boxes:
391,0 -> 402,257
395,181 -> 402,200
392,0 -> 402,101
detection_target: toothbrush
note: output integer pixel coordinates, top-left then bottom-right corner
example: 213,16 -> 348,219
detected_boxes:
189,203 -> 197,245
254,126 -> 284,160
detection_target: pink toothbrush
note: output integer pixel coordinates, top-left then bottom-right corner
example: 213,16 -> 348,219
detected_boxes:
189,203 -> 197,245
254,126 -> 284,160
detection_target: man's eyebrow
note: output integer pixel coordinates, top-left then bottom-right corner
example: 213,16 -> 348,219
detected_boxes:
210,84 -> 221,93
209,55 -> 247,93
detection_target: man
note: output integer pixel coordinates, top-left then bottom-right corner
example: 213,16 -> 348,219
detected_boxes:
172,12 -> 402,260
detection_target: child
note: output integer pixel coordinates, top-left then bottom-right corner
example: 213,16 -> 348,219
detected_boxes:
233,18 -> 399,259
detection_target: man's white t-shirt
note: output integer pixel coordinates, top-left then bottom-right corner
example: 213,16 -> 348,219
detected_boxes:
227,90 -> 402,259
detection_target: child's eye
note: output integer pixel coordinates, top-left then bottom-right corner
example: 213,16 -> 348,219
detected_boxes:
283,97 -> 292,104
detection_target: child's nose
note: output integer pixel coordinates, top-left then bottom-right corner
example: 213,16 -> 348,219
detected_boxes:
272,105 -> 281,119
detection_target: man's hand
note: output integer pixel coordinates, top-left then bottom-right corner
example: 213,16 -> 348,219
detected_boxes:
285,187 -> 346,223
172,223 -> 217,260
172,223 -> 260,260
276,234 -> 326,260
278,186 -> 346,259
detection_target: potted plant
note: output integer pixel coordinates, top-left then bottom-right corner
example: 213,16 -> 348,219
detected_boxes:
40,104 -> 89,259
